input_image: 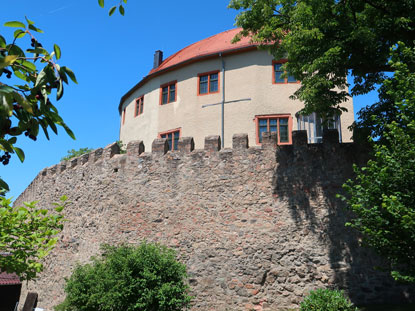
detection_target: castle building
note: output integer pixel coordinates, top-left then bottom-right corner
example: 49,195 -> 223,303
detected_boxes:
119,28 -> 354,150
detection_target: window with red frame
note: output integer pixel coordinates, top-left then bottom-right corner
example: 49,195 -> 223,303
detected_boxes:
273,61 -> 297,84
135,96 -> 144,117
257,116 -> 290,144
198,71 -> 219,95
160,129 -> 180,150
160,82 -> 176,104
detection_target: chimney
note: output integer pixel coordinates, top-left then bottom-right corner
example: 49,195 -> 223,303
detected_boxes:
153,50 -> 163,69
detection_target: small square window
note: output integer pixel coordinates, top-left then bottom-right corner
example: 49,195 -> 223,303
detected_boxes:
198,71 -> 220,95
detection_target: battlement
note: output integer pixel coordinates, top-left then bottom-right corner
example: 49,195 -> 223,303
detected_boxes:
33,130 -> 345,178
17,129 -> 409,311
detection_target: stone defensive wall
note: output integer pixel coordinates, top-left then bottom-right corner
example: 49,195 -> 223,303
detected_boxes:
15,130 -> 414,310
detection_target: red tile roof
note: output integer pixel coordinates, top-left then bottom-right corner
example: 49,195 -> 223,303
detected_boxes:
148,28 -> 254,75
0,271 -> 21,285
119,28 -> 257,112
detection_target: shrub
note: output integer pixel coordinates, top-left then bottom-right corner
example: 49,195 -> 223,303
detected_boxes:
56,242 -> 192,311
61,147 -> 93,161
300,289 -> 359,311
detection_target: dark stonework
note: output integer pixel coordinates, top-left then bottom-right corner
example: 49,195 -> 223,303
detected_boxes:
292,130 -> 308,146
15,135 -> 415,311
127,140 -> 145,156
323,129 -> 340,144
232,133 -> 249,149
261,131 -> 277,149
178,137 -> 195,153
104,142 -> 120,159
204,135 -> 221,152
152,138 -> 169,154
80,153 -> 89,165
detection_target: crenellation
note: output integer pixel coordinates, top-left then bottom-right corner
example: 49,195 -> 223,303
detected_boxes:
323,129 -> 340,144
48,165 -> 58,175
204,135 -> 221,152
103,142 -> 120,159
59,161 -> 67,172
178,137 -> 195,153
261,132 -> 277,149
80,153 -> 89,165
126,140 -> 145,156
292,130 -> 308,146
152,138 -> 169,154
13,134 -> 415,311
70,157 -> 78,168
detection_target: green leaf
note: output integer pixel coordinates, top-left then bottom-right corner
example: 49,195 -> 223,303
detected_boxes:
35,67 -> 47,87
0,85 -> 14,94
0,35 -> 6,48
28,24 -> 44,33
13,70 -> 27,81
0,178 -> 9,192
123,0 -> 127,3
4,21 -> 25,28
109,6 -> 116,16
21,60 -> 36,72
62,123 -> 75,140
57,79 -> 63,100
62,66 -> 78,84
119,5 -> 125,16
8,44 -> 25,57
25,16 -> 35,25
0,55 -> 18,69
14,29 -> 26,39
98,0 -> 105,8
53,44 -> 61,60
13,147 -> 25,163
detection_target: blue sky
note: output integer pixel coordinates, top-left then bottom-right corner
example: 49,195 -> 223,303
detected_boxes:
1,0 -> 376,200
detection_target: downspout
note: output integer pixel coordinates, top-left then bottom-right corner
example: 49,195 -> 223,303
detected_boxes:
219,53 -> 225,148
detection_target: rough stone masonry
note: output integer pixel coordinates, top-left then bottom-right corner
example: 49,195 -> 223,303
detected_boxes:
15,130 -> 414,311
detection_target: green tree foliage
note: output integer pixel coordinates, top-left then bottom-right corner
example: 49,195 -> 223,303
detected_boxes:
56,243 -> 192,311
0,18 -> 76,191
300,289 -> 358,311
341,43 -> 415,282
229,0 -> 415,120
98,0 -> 128,16
0,195 -> 67,281
61,147 -> 94,161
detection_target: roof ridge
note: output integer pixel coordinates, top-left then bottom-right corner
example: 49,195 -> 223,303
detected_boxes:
153,28 -> 242,72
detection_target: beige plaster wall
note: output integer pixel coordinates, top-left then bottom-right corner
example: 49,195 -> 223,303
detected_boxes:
119,49 -> 354,149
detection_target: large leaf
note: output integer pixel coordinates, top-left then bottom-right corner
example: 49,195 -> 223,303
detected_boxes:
98,0 -> 105,8
0,55 -> 18,69
4,21 -> 25,28
119,5 -> 125,16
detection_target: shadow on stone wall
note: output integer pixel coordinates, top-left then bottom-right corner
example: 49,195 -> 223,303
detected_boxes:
273,129 -> 414,306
